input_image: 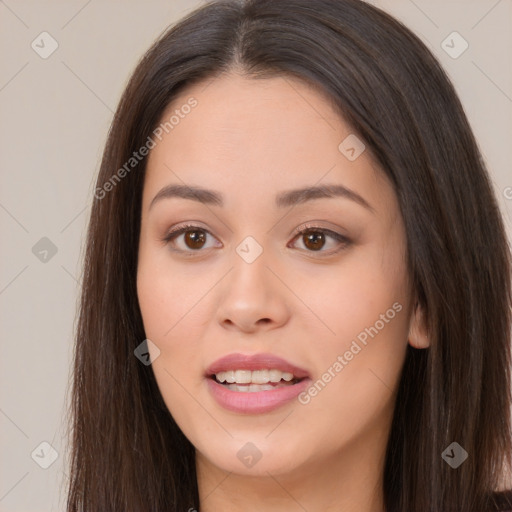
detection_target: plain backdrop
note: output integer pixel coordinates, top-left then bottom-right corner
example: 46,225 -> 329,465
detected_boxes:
0,0 -> 511,510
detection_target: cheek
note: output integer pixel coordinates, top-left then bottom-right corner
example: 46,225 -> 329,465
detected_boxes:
297,244 -> 409,355
136,247 -> 209,344
136,249 -> 220,400
293,243 -> 410,422
136,258 -> 209,427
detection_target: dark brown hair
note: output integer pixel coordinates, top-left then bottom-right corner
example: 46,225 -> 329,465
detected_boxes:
65,0 -> 512,510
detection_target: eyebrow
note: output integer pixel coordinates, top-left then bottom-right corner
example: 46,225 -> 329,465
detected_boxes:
149,183 -> 374,212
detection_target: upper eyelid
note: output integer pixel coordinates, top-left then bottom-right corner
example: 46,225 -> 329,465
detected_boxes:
163,223 -> 345,238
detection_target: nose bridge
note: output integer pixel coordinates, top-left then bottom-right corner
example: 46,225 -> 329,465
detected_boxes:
230,233 -> 272,294
215,231 -> 290,331
235,233 -> 267,266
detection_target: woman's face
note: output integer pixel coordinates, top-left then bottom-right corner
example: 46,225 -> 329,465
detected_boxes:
137,72 -> 424,479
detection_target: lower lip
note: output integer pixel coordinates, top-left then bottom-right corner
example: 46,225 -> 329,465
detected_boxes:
206,377 -> 311,414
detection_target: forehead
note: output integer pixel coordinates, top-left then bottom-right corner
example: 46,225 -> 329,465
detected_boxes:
143,72 -> 394,217
157,74 -> 343,153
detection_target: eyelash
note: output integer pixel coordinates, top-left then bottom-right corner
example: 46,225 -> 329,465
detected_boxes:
161,222 -> 351,257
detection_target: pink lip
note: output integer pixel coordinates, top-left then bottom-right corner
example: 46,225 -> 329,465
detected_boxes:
205,352 -> 311,414
206,377 -> 311,414
205,352 -> 310,379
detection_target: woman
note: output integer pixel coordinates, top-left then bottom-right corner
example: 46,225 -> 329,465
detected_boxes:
65,0 -> 512,510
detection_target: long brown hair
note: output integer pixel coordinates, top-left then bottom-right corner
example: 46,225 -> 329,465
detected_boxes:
65,0 -> 512,510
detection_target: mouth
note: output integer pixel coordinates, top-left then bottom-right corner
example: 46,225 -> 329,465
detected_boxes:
208,369 -> 306,392
204,353 -> 311,413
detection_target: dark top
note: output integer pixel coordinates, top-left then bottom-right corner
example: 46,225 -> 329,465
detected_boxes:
491,489 -> 512,511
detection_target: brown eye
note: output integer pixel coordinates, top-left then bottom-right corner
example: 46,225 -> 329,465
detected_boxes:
291,226 -> 351,255
183,229 -> 207,249
302,231 -> 326,251
162,225 -> 219,253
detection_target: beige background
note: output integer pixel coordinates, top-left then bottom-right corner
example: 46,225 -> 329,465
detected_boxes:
0,0 -> 511,510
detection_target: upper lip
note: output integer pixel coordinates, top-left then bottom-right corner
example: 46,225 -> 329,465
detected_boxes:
206,352 -> 310,379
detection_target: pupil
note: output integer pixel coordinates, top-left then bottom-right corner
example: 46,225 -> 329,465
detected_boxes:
304,232 -> 324,251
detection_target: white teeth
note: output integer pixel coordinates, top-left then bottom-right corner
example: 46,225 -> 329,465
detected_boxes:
214,369 -> 296,384
251,369 -> 269,384
234,370 -> 252,384
269,369 -> 283,382
225,382 -> 289,392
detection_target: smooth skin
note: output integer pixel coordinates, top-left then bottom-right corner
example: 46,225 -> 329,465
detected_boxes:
137,71 -> 429,512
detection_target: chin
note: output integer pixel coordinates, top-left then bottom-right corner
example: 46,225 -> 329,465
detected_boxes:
197,438 -> 308,478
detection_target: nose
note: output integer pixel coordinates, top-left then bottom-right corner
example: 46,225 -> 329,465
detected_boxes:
216,249 -> 291,334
